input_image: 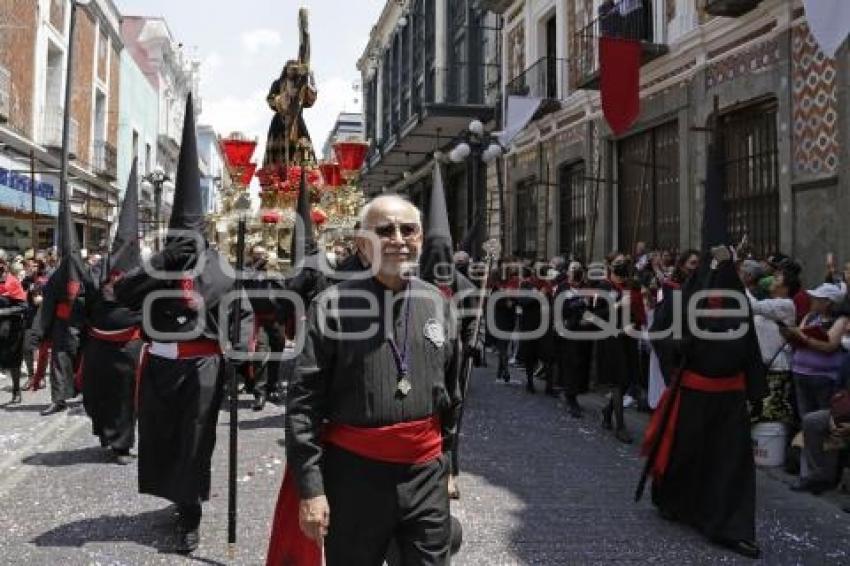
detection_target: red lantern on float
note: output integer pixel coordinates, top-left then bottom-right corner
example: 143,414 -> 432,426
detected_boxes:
333,140 -> 370,180
220,138 -> 257,169
238,163 -> 258,186
311,207 -> 328,226
319,161 -> 343,188
261,210 -> 282,224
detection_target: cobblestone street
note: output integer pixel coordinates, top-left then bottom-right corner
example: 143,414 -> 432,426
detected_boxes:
2,356 -> 850,565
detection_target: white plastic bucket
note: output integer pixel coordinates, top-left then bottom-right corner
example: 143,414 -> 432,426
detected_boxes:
752,422 -> 787,467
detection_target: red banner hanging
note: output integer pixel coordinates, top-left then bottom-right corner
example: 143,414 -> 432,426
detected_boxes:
600,37 -> 641,136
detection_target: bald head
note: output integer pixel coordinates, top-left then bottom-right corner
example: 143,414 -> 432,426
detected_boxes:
359,195 -> 422,230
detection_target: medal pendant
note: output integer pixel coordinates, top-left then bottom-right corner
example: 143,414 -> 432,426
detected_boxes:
397,376 -> 412,397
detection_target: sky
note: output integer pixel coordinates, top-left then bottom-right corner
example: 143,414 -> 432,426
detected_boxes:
116,0 -> 385,161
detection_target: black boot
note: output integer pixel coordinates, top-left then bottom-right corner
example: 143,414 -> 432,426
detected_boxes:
525,374 -> 536,393
252,392 -> 266,411
601,400 -> 613,430
565,396 -> 582,418
40,401 -> 67,416
176,503 -> 201,554
9,369 -> 21,405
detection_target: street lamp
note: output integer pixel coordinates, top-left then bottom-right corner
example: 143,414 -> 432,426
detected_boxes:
141,165 -> 173,250
448,119 -> 504,257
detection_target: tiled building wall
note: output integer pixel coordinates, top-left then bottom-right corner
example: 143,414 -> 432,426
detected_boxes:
791,22 -> 839,178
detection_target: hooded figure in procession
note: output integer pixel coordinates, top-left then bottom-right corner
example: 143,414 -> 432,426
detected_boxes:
32,171 -> 90,416
418,162 -> 483,500
80,159 -> 144,464
640,134 -> 767,559
115,94 -> 254,555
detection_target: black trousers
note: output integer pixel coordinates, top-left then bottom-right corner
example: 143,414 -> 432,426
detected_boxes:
556,339 -> 592,398
253,321 -> 284,394
323,445 -> 450,566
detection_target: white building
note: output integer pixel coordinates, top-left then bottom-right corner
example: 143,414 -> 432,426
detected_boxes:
121,16 -> 201,221
196,125 -> 231,216
322,112 -> 364,161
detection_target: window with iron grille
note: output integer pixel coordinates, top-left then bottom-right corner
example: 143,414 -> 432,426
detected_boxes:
617,120 -> 680,255
514,178 -> 539,259
718,99 -> 780,258
558,161 -> 588,260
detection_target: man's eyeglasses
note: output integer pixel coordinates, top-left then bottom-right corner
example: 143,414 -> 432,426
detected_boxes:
371,222 -> 421,240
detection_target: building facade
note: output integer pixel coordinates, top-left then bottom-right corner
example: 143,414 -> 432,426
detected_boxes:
121,15 -> 201,225
0,0 -> 122,252
490,0 -> 850,285
196,125 -> 231,216
322,112 -> 365,161
358,0 -> 502,248
116,46 -> 158,236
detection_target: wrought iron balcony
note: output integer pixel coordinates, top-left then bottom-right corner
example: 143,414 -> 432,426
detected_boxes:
0,66 -> 9,124
703,0 -> 762,17
41,106 -> 79,159
572,0 -> 668,90
93,140 -> 118,180
506,56 -> 569,101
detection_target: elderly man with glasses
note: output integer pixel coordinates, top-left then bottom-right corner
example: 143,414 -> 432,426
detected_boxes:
267,195 -> 463,566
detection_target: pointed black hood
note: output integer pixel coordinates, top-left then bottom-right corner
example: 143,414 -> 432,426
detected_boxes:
107,158 -> 141,277
169,93 -> 204,232
702,136 -> 728,252
290,165 -> 318,264
420,163 -> 454,285
50,155 -> 87,303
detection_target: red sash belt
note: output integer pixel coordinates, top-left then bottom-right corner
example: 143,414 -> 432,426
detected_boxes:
641,371 -> 745,481
56,301 -> 72,321
266,416 -> 443,566
88,326 -> 142,343
135,339 -> 222,411
256,312 -> 278,324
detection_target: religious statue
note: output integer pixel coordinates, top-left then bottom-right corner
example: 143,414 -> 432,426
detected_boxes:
262,8 -> 317,168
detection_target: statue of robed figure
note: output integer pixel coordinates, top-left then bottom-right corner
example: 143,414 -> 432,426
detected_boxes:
263,8 -> 317,168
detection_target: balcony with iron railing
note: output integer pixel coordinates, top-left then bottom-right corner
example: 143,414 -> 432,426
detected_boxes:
41,106 -> 79,159
0,66 -> 10,123
571,0 -> 668,90
506,56 -> 569,101
93,140 -> 118,180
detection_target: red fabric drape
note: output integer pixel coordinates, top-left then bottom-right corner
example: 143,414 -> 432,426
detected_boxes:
266,416 -> 443,566
641,371 -> 745,480
600,37 -> 641,136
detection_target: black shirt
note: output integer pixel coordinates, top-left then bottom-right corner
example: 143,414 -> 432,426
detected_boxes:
286,276 -> 462,498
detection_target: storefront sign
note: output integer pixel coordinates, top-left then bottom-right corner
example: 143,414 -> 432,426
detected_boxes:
0,165 -> 58,217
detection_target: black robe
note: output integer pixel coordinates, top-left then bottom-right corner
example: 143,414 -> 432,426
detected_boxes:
650,267 -> 767,543
80,284 -> 142,452
115,249 -> 253,504
592,279 -> 638,389
0,301 -> 27,370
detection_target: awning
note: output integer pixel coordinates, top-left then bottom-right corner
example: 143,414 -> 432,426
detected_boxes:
360,102 -> 495,192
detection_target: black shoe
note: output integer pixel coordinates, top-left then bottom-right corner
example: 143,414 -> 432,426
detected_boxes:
9,392 -> 21,405
252,393 -> 266,411
566,399 -> 583,419
790,478 -> 831,495
40,402 -> 67,416
601,403 -> 613,430
267,390 -> 283,405
614,428 -> 634,444
715,538 -> 761,559
175,528 -> 199,554
111,449 -> 133,466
